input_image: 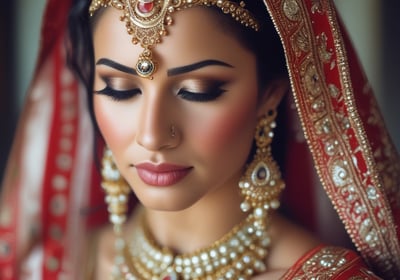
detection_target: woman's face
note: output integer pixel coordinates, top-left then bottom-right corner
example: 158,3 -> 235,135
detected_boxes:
93,7 -> 264,211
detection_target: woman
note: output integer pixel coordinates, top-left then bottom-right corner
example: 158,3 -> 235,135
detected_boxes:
0,0 -> 399,279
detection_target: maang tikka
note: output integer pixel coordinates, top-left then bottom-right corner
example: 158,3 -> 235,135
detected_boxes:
89,0 -> 259,78
239,110 -> 285,223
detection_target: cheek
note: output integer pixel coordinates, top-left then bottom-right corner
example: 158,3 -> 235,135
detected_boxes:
94,96 -> 135,149
190,95 -> 257,160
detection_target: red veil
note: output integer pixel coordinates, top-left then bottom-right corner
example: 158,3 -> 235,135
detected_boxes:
0,0 -> 399,279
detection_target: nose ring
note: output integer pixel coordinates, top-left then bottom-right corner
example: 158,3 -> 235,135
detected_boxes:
170,125 -> 176,137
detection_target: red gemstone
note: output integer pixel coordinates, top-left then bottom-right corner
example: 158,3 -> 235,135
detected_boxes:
160,271 -> 177,280
138,1 -> 154,14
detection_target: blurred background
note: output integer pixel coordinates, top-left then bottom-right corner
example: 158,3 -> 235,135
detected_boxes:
0,0 -> 399,184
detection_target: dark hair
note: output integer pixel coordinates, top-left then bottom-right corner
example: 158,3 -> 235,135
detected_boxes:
207,2 -> 287,93
67,0 -> 96,128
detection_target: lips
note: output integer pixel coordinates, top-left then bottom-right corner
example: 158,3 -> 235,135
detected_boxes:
135,163 -> 192,186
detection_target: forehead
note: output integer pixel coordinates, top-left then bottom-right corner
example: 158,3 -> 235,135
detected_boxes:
92,7 -> 255,71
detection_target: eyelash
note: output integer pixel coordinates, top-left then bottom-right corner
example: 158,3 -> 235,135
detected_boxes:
95,81 -> 226,102
177,88 -> 225,102
95,86 -> 141,101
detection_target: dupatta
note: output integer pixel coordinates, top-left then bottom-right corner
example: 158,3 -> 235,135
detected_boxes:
0,0 -> 399,279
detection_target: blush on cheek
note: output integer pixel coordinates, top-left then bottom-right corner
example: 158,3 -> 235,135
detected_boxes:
95,109 -> 114,144
94,97 -> 134,148
193,103 -> 256,158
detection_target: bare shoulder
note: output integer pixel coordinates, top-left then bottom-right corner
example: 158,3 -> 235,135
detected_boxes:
266,213 -> 320,271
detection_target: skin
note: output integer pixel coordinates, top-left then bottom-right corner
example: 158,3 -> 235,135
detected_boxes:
91,6 -> 319,279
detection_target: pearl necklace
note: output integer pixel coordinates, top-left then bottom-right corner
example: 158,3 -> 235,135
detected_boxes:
113,212 -> 271,280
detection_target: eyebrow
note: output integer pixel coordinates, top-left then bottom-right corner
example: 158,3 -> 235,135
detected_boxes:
95,58 -> 234,76
96,58 -> 137,75
167,59 -> 233,76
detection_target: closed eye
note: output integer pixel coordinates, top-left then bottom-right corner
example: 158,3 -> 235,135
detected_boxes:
177,80 -> 227,102
94,76 -> 141,101
177,88 -> 226,102
95,86 -> 141,101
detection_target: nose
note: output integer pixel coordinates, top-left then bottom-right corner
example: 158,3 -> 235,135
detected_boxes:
135,93 -> 180,151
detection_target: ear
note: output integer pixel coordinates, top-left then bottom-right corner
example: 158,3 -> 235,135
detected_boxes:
256,78 -> 289,117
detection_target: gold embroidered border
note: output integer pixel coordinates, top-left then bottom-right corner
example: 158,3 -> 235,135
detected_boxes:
324,0 -> 400,275
283,246 -> 379,279
262,0 -> 400,277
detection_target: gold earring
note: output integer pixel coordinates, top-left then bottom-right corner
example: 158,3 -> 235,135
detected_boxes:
101,147 -> 131,234
101,148 -> 133,277
239,110 -> 285,218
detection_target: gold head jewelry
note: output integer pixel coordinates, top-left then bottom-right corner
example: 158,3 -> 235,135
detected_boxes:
89,0 -> 259,78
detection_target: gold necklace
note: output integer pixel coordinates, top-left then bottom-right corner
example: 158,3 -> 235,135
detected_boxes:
113,212 -> 271,280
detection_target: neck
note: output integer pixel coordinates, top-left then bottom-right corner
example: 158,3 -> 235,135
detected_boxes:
143,179 -> 247,254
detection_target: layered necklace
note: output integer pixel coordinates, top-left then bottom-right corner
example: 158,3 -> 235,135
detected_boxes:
113,212 -> 271,280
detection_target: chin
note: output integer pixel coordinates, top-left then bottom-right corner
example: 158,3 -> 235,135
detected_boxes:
140,200 -> 197,212
135,189 -> 202,212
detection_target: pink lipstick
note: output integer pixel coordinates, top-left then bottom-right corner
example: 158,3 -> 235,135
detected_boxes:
135,163 -> 192,186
